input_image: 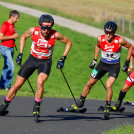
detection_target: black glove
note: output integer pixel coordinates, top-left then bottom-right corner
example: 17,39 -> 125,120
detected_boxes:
56,56 -> 66,69
122,59 -> 130,72
89,59 -> 97,69
16,53 -> 23,66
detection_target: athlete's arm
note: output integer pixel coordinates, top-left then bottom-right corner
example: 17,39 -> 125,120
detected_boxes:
55,32 -> 72,57
19,27 -> 34,53
127,55 -> 134,74
130,55 -> 134,68
94,36 -> 101,60
119,37 -> 133,61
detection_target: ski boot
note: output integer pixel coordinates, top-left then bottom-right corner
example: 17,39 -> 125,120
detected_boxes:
111,100 -> 122,111
104,105 -> 110,120
66,95 -> 86,112
0,100 -> 10,116
67,104 -> 78,112
33,103 -> 40,123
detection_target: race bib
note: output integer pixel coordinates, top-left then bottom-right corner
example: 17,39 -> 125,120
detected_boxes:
91,69 -> 98,78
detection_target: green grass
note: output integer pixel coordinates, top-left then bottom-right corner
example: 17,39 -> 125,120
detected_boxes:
0,5 -> 134,102
103,124 -> 134,134
1,0 -> 134,39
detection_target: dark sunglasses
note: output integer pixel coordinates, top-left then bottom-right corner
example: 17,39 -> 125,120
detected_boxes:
41,26 -> 52,31
105,31 -> 114,35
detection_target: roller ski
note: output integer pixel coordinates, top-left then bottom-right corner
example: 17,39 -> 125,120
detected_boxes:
111,100 -> 125,113
33,104 -> 40,123
57,95 -> 87,113
98,105 -> 125,113
57,104 -> 87,113
124,101 -> 134,106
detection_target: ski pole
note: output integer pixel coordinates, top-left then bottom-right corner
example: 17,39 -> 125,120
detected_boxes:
90,68 -> 107,91
20,65 -> 35,95
27,78 -> 35,95
60,69 -> 78,106
100,79 -> 107,91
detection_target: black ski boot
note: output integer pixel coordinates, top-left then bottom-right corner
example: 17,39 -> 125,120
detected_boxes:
111,100 -> 122,111
0,99 -> 10,116
104,102 -> 111,120
33,102 -> 40,123
67,95 -> 86,112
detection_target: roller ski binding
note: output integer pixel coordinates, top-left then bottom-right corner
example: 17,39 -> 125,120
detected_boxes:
111,101 -> 125,113
57,104 -> 87,113
33,104 -> 40,123
98,105 -> 125,113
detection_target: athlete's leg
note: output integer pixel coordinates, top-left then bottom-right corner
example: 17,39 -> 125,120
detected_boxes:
103,76 -> 116,118
33,73 -> 48,117
68,61 -> 106,110
6,75 -> 26,99
67,77 -> 98,111
0,75 -> 26,113
112,79 -> 132,111
82,77 -> 98,97
35,73 -> 48,99
105,76 -> 116,102
116,71 -> 134,108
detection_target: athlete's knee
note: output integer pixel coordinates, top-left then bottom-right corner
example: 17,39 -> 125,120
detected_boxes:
86,78 -> 97,89
13,80 -> 24,91
85,82 -> 93,89
37,80 -> 45,88
13,83 -> 22,91
106,83 -> 113,90
122,88 -> 129,92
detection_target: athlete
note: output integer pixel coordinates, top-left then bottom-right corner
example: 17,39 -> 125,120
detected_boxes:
68,21 -> 132,119
112,46 -> 134,111
0,14 -> 72,119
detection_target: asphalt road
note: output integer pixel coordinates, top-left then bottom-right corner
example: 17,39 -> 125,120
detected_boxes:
0,96 -> 134,134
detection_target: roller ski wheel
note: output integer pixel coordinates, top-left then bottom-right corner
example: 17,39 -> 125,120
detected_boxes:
104,112 -> 110,120
57,107 -> 87,113
79,108 -> 87,113
33,113 -> 40,123
118,107 -> 125,113
124,101 -> 130,105
0,110 -> 9,116
124,101 -> 134,106
98,106 -> 104,111
57,107 -> 64,112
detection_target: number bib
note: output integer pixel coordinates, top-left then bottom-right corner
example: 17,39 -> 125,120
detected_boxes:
100,35 -> 121,64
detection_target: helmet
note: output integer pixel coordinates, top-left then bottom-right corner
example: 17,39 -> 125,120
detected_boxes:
39,14 -> 54,28
104,21 -> 117,32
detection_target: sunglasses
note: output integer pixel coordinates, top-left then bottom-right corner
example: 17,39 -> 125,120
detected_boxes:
41,26 -> 52,31
105,31 -> 114,35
